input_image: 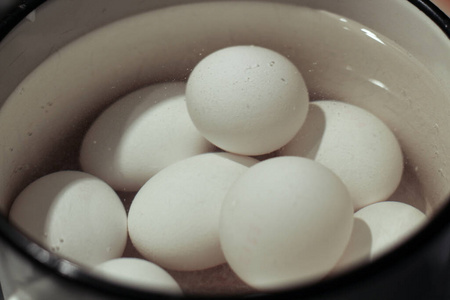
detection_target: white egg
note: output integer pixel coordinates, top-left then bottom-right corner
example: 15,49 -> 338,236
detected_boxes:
333,201 -> 426,274
128,152 -> 258,271
9,171 -> 127,266
279,100 -> 403,210
186,45 -> 309,156
219,156 -> 353,291
92,258 -> 182,295
80,82 -> 215,192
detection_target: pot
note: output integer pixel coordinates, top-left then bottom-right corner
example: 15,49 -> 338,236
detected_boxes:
0,0 -> 449,299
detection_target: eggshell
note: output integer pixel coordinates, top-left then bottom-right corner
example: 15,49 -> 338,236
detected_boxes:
333,201 -> 426,274
186,45 -> 309,155
9,171 -> 127,266
279,100 -> 404,210
92,258 -> 182,295
220,156 -> 353,291
128,152 -> 258,271
80,82 -> 214,192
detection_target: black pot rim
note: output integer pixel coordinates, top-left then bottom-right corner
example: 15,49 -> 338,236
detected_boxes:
0,0 -> 449,299
409,0 -> 450,38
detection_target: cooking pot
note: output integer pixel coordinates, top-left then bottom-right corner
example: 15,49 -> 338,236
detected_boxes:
0,0 -> 449,299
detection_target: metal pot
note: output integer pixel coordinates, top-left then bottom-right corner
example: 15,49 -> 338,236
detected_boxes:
0,0 -> 449,299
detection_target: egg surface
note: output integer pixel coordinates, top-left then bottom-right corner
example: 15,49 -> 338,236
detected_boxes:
186,45 -> 309,155
220,156 -> 353,291
128,152 -> 258,271
279,100 -> 403,210
9,171 -> 127,266
333,201 -> 426,273
92,258 -> 182,295
80,82 -> 214,192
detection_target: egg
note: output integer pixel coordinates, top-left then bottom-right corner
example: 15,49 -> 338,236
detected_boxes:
92,258 -> 182,295
80,82 -> 215,192
186,45 -> 309,156
9,171 -> 127,266
333,201 -> 427,274
219,156 -> 353,291
279,100 -> 404,210
128,152 -> 258,271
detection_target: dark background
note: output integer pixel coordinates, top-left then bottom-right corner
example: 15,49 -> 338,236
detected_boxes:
0,0 -> 19,20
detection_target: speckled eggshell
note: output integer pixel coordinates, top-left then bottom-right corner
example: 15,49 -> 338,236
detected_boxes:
220,156 -> 354,291
9,171 -> 127,267
186,45 -> 309,156
279,100 -> 404,211
80,82 -> 215,192
128,152 -> 258,271
92,258 -> 182,295
332,201 -> 427,274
